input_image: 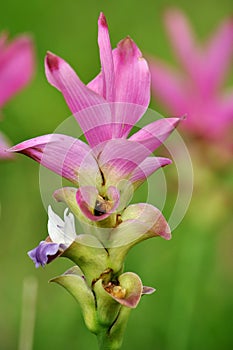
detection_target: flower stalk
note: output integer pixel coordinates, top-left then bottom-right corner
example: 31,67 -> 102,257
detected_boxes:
10,11 -> 179,350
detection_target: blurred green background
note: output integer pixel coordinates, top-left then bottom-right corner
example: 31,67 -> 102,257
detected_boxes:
0,0 -> 233,349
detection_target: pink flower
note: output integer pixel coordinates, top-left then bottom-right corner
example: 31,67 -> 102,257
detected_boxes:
0,32 -> 35,159
10,13 -> 179,226
149,9 -> 233,144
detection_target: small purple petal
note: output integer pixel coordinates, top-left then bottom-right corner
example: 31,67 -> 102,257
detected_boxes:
28,241 -> 60,268
142,286 -> 156,295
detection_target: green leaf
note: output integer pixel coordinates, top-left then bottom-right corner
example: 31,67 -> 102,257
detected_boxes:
50,266 -> 98,333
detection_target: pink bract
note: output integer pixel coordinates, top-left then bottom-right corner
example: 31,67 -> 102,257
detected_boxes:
0,32 -> 35,159
149,8 -> 233,143
10,13 -> 180,224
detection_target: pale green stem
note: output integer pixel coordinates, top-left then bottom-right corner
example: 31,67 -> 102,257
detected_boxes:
96,306 -> 131,350
97,330 -> 122,350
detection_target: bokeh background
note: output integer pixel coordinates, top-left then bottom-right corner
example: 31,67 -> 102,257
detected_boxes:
0,0 -> 232,349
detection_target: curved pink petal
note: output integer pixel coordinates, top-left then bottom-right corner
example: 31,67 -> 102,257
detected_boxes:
113,37 -> 150,107
45,52 -> 114,146
129,156 -> 172,187
45,52 -> 106,113
87,72 -> 103,96
73,104 -> 112,148
129,117 -> 181,153
149,59 -> 189,115
0,36 -> 35,107
119,203 -> 171,240
111,102 -> 148,139
9,134 -> 100,184
107,203 -> 171,252
76,185 -> 120,221
0,131 -> 14,159
98,139 -> 151,184
121,203 -> 171,240
111,37 -> 151,137
164,8 -> 201,78
104,272 -> 143,308
97,12 -> 115,101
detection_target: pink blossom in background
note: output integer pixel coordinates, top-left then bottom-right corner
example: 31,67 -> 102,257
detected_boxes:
149,9 -> 233,146
0,32 -> 34,159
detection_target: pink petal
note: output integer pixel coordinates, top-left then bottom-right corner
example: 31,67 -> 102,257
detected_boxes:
111,37 -> 151,137
0,36 -> 35,107
149,58 -> 189,115
121,203 -> 171,240
9,134 -> 100,184
110,103 -> 148,139
113,37 -> 150,107
129,156 -> 172,187
76,185 -> 120,221
204,18 -> 233,92
129,117 -> 181,153
45,52 -> 115,146
105,272 -> 143,308
98,139 -> 151,184
108,203 -> 171,250
74,104 -> 112,148
164,8 -> 201,78
97,13 -> 115,101
45,52 -> 106,113
87,72 -> 103,96
0,131 -> 14,159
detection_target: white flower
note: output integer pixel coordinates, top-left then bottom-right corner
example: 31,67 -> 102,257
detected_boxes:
47,205 -> 76,245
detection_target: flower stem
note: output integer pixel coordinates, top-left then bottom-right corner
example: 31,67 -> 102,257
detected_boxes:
96,306 -> 131,350
97,331 -> 121,350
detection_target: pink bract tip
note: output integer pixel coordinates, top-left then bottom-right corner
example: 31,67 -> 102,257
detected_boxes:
99,12 -> 108,28
46,52 -> 59,71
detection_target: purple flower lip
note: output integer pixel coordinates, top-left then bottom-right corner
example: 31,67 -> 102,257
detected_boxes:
28,241 -> 61,268
28,207 -> 77,268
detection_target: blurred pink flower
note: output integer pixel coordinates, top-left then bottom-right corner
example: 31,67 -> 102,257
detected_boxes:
149,9 -> 233,144
0,32 -> 34,159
